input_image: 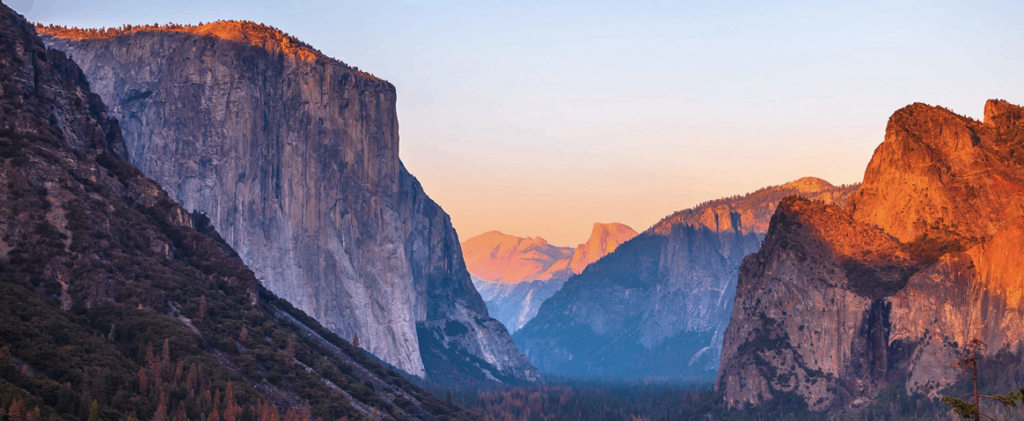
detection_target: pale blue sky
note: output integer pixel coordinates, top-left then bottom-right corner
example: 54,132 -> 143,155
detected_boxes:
17,0 -> 1024,246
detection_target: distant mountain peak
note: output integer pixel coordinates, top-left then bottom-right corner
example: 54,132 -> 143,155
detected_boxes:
462,231 -> 573,284
782,176 -> 835,193
465,222 -> 637,334
569,223 -> 638,274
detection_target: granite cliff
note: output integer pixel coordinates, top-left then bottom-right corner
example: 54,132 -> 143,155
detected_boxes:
40,22 -> 536,384
514,179 -> 857,382
0,4 -> 475,419
568,223 -> 638,274
466,223 -> 637,333
717,100 -> 1024,411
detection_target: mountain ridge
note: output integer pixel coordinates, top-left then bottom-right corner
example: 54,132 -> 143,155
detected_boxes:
514,177 -> 858,382
465,223 -> 637,333
34,20 -> 381,77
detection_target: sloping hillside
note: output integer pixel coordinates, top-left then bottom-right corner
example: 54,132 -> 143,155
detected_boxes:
0,4 -> 474,420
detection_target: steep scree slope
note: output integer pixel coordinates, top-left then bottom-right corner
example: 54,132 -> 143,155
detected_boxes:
0,5 -> 475,420
40,22 -> 536,384
717,100 -> 1024,411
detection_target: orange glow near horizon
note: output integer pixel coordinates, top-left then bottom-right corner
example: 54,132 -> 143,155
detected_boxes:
402,126 -> 881,247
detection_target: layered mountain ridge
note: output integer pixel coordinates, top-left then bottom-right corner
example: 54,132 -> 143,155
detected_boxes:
717,100 -> 1024,411
463,232 -> 574,285
514,178 -> 858,382
40,21 -> 536,384
466,223 -> 637,333
0,4 -> 474,419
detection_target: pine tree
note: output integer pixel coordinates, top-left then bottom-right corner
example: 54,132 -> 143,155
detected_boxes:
140,368 -> 149,394
146,342 -> 159,373
199,296 -> 208,319
352,332 -> 359,349
152,392 -> 168,421
942,339 -> 1024,420
88,400 -> 100,421
202,390 -> 213,414
224,382 -> 239,421
284,335 -> 296,365
174,360 -> 185,386
174,403 -> 187,421
8,398 -> 23,421
186,363 -> 199,395
161,339 -> 171,380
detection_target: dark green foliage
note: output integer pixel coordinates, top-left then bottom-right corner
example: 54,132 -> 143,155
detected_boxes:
941,340 -> 1024,420
443,321 -> 469,337
452,381 -> 954,421
993,123 -> 1024,166
841,260 -> 919,300
899,232 -> 966,263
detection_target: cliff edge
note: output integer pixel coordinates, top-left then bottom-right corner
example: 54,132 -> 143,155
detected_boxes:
41,21 -> 537,384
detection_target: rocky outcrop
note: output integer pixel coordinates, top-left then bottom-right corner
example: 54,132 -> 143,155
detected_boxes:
568,223 -> 638,274
514,179 -> 856,382
465,223 -> 637,333
0,5 -> 476,419
717,101 -> 1024,411
40,22 -> 536,384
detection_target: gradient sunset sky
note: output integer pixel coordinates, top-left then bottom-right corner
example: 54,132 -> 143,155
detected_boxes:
19,0 -> 1024,246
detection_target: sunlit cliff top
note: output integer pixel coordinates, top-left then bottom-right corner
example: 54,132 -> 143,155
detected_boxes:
36,20 -> 385,81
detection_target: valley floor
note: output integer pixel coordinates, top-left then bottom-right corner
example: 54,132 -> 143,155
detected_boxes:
442,380 -> 1015,421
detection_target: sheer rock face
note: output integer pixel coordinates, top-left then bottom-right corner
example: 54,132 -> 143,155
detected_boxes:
0,8 -> 478,419
41,24 -> 536,383
466,223 -> 637,333
718,101 -> 1024,411
514,180 -> 856,382
568,223 -> 638,274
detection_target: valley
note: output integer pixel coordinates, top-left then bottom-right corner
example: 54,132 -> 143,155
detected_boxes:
2,1 -> 1024,420
463,223 -> 637,333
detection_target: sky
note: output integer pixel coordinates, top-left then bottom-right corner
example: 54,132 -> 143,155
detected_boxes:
16,0 -> 1024,246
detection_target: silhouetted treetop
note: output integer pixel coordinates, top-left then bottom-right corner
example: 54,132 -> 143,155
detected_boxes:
35,20 -> 384,80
